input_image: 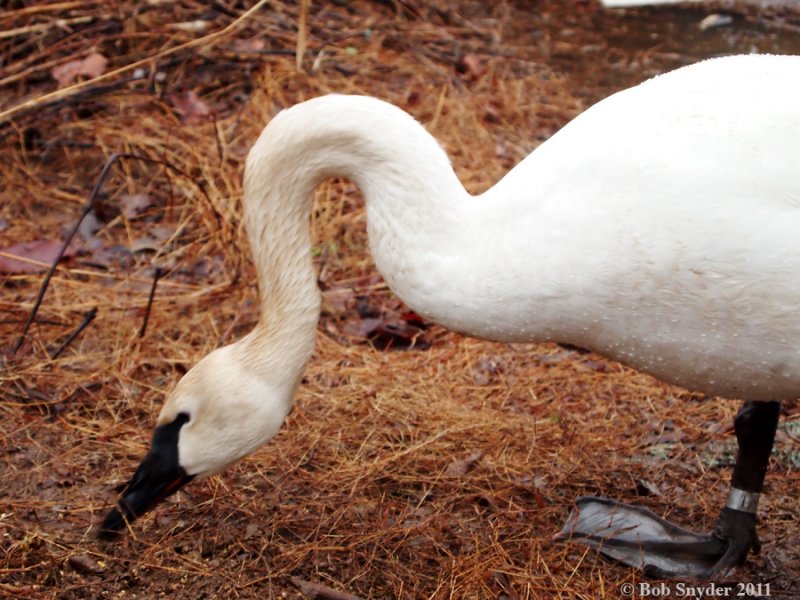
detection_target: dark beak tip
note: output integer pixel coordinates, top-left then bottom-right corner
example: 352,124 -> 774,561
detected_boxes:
96,507 -> 127,540
96,526 -> 121,541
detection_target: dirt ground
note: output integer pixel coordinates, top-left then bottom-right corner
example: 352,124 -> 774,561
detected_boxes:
1,1 -> 799,598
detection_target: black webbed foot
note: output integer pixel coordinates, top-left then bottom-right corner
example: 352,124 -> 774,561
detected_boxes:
555,400 -> 780,579
556,498 -> 761,579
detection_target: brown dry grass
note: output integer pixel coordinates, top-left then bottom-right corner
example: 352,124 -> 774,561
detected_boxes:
1,1 -> 799,598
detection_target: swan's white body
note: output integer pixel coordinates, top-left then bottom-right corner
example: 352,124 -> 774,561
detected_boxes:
161,54 -> 800,478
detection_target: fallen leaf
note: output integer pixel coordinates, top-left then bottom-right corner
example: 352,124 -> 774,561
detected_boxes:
131,226 -> 176,252
0,240 -> 74,273
489,571 -> 513,598
68,554 -> 104,575
190,256 -> 222,277
348,313 -> 427,349
244,523 -> 259,540
233,37 -> 266,52
82,244 -> 135,270
343,316 -> 383,338
636,479 -> 662,497
155,513 -> 174,528
322,289 -> 352,312
642,418 -> 686,446
484,105 -> 500,123
457,53 -> 483,77
75,210 -> 104,250
291,577 -> 364,600
120,193 -> 153,218
646,429 -> 685,444
169,90 -> 212,124
473,370 -> 490,386
51,52 -> 108,87
473,356 -> 501,385
582,359 -> 607,372
445,450 -> 485,476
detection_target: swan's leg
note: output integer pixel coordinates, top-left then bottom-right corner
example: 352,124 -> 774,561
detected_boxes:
700,400 -> 780,576
556,400 -> 780,579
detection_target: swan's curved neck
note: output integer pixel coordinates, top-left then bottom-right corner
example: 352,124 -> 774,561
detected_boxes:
238,96 -> 470,379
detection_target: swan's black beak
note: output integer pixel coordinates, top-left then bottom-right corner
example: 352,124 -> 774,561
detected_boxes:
98,413 -> 194,539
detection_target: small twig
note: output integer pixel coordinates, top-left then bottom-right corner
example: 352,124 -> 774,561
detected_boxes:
296,0 -> 310,71
0,318 -> 65,327
138,267 -> 163,339
290,577 -> 365,600
213,118 -> 225,166
12,152 -> 120,354
0,16 -> 94,40
1,1 -> 96,18
50,307 -> 97,359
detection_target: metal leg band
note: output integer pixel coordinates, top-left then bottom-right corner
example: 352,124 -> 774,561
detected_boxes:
725,487 -> 760,513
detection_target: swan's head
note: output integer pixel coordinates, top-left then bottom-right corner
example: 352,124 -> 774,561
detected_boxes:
98,343 -> 298,538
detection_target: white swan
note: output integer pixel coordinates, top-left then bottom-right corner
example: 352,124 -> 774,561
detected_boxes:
100,54 -> 799,578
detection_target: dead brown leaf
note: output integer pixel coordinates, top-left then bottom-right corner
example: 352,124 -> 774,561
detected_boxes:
0,240 -> 74,273
67,554 -> 104,575
244,523 -> 260,540
51,52 -> 108,87
131,226 -> 176,252
636,479 -> 662,497
445,450 -> 485,476
120,193 -> 154,219
458,53 -> 483,78
169,91 -> 212,124
291,577 -> 364,600
233,37 -> 266,53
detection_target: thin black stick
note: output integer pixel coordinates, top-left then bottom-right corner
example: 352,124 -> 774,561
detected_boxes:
50,307 -> 98,359
12,151 -> 214,355
12,152 -> 121,354
138,267 -> 162,339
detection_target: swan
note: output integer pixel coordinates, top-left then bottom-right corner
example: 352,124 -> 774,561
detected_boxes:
99,54 -> 799,579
